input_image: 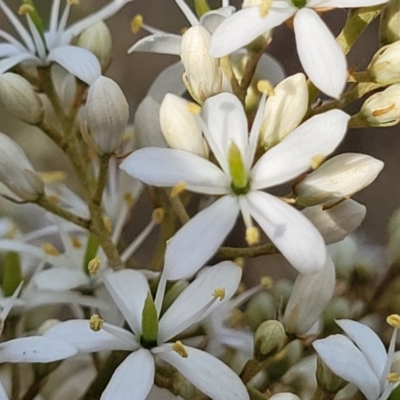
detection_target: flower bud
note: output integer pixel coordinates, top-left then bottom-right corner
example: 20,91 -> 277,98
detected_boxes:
269,394 -> 300,400
84,76 -> 129,154
160,94 -> 207,157
0,133 -> 44,200
254,320 -> 286,361
316,357 -> 348,393
369,41 -> 400,85
260,73 -> 308,150
245,292 -> 276,330
380,0 -> 400,45
78,21 -> 113,71
0,73 -> 43,125
295,153 -> 384,206
359,84 -> 400,126
323,298 -> 351,335
302,199 -> 366,244
180,25 -> 222,103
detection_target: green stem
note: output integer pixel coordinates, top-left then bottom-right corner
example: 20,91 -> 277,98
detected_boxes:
93,155 -> 111,208
168,191 -> 190,225
312,387 -> 336,400
217,242 -> 278,260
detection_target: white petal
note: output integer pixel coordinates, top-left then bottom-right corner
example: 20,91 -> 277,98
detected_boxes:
0,43 -> 21,57
294,9 -> 347,98
0,53 -> 38,75
200,6 -> 236,33
209,5 -> 293,57
47,46 -> 101,85
0,336 -> 77,363
157,344 -> 249,400
158,261 -> 242,342
164,196 -> 240,280
336,319 -> 387,379
45,320 -> 137,352
310,0 -> 389,6
128,34 -> 181,55
102,269 -> 150,336
255,52 -> 286,86
313,335 -> 381,400
0,382 -> 8,400
283,256 -> 335,335
101,349 -> 154,400
120,148 -> 230,195
251,109 -> 350,189
33,267 -> 89,291
246,191 -> 326,273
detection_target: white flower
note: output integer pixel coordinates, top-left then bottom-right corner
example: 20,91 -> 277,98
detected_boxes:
209,0 -> 390,98
0,0 -> 132,84
44,262 -> 249,400
121,92 -> 349,280
313,318 -> 400,400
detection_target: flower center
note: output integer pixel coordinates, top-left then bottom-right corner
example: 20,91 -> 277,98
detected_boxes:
228,142 -> 250,195
291,0 -> 307,8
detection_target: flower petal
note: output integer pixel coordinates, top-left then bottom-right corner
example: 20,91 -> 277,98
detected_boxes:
313,334 -> 381,400
246,191 -> 326,273
33,267 -> 89,291
47,46 -> 101,85
120,148 -> 230,195
102,269 -> 150,336
293,9 -> 347,98
158,261 -> 242,343
0,382 -> 8,400
157,344 -> 249,400
128,33 -> 181,55
0,53 -> 38,75
0,336 -> 77,363
45,320 -> 138,352
200,6 -> 236,33
336,319 -> 387,379
309,0 -> 389,6
164,195 -> 240,280
251,109 -> 350,190
101,349 -> 154,400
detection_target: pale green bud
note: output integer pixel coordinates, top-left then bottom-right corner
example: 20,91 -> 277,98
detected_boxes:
141,293 -> 158,347
369,41 -> 400,85
380,0 -> 400,45
323,298 -> 351,335
254,320 -> 286,361
181,25 -> 222,103
0,73 -> 43,125
360,84 -> 400,127
245,292 -> 276,330
272,279 -> 292,309
78,21 -> 113,71
316,357 -> 348,393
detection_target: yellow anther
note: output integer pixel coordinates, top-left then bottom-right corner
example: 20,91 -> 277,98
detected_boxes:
70,236 -> 82,249
260,276 -> 273,289
186,102 -> 202,115
234,257 -> 245,268
311,154 -> 325,170
246,227 -> 260,246
213,288 -> 225,301
42,243 -> 59,256
124,193 -> 134,207
88,257 -> 101,276
387,372 -> 400,383
228,309 -> 247,328
18,4 -> 34,15
257,79 -> 275,96
171,181 -> 186,197
103,217 -> 112,233
131,15 -> 143,34
152,207 -> 165,224
40,171 -> 67,183
259,0 -> 272,17
67,0 -> 79,5
89,314 -> 104,332
372,103 -> 396,117
172,341 -> 188,358
47,194 -> 59,205
387,314 -> 400,328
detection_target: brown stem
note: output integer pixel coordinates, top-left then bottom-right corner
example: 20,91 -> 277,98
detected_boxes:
217,242 -> 278,260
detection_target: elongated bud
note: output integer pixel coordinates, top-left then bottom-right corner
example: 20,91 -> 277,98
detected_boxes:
78,21 -> 113,71
160,94 -> 207,157
302,199 -> 366,244
260,73 -> 308,150
0,133 -> 44,200
0,73 -> 43,125
181,25 -> 222,103
316,357 -> 348,394
380,0 -> 400,45
359,84 -> 400,127
254,320 -> 286,361
369,41 -> 400,85
85,76 -> 129,154
295,153 -> 384,206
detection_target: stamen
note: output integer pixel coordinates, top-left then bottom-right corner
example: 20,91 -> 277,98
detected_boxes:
71,236 -> 82,249
171,181 -> 186,197
124,192 -> 134,206
260,276 -> 273,289
372,103 -> 396,117
67,0 -> 79,4
213,288 -> 225,301
88,257 -> 101,276
152,208 -> 165,224
257,79 -> 274,96
234,257 -> 245,268
40,171 -> 67,183
131,14 -> 143,33
246,227 -> 260,246
41,243 -> 59,256
311,154 -> 325,170
387,372 -> 400,383
89,314 -> 104,332
172,341 -> 188,358
186,102 -> 202,115
387,314 -> 400,328
18,5 -> 34,15
259,0 -> 272,18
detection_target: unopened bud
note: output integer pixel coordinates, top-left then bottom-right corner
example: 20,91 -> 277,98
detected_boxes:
180,25 -> 222,103
269,394 -> 300,400
254,320 -> 286,361
245,292 -> 276,331
85,76 -> 129,154
380,0 -> 400,45
0,133 -> 44,201
369,41 -> 400,85
360,84 -> 400,127
323,298 -> 351,335
316,357 -> 348,393
0,73 -> 43,124
78,21 -> 113,71
160,94 -> 206,157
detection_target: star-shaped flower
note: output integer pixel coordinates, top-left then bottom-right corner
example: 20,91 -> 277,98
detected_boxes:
121,91 -> 349,280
